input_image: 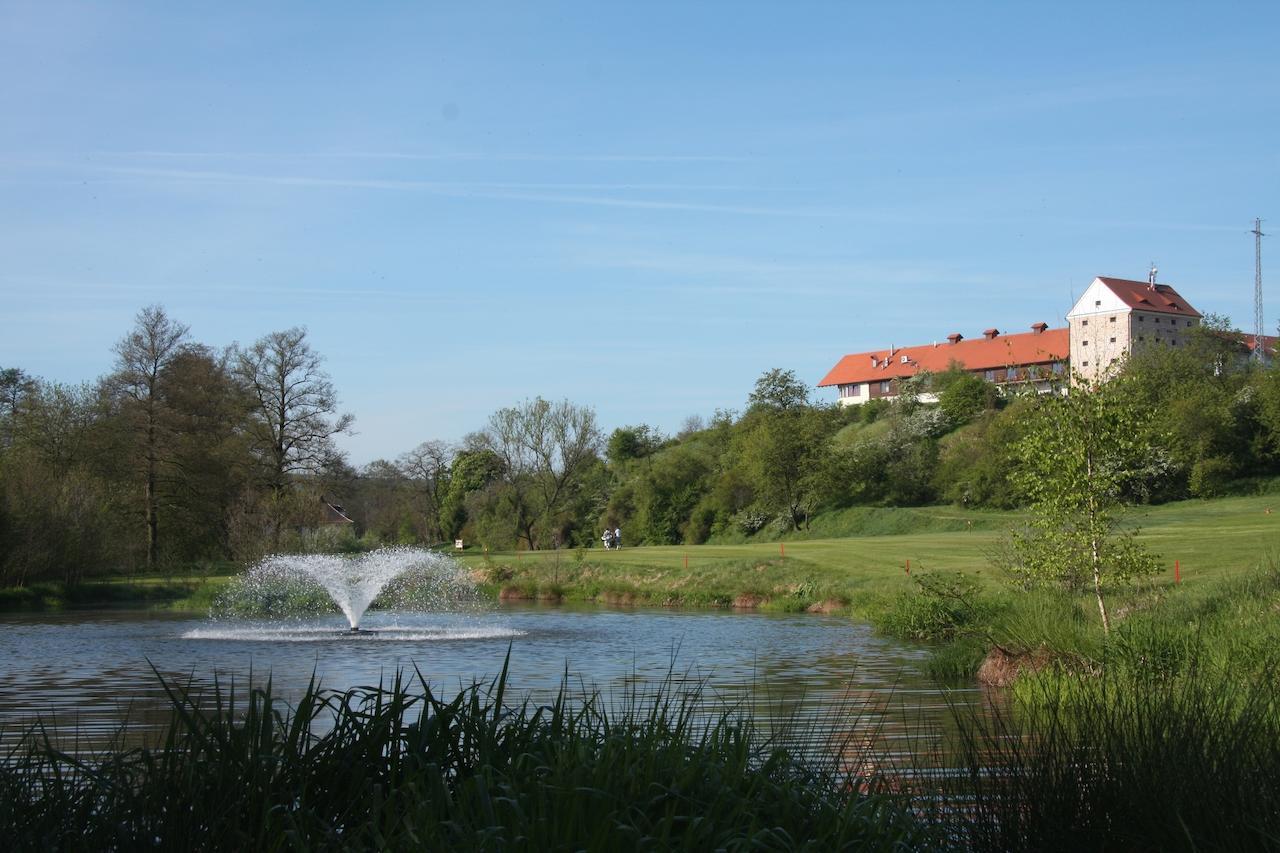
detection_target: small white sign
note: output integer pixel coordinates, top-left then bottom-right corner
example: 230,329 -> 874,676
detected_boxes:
454,539 -> 464,550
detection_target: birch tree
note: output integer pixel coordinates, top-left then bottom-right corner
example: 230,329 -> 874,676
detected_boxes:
1010,377 -> 1161,633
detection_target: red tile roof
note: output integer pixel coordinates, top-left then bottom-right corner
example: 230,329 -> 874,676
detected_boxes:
1241,333 -> 1278,356
818,327 -> 1069,387
1094,277 -> 1202,318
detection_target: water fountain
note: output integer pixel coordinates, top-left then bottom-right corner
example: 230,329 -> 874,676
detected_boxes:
209,546 -> 486,635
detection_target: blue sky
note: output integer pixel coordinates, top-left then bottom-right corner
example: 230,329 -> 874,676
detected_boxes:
3,1 -> 1277,463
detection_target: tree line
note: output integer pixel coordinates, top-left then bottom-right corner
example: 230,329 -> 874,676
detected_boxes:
5,307 -> 1280,585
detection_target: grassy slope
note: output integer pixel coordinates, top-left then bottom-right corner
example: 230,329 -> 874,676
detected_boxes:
459,494 -> 1280,610
0,573 -> 234,611
4,494 -> 1275,616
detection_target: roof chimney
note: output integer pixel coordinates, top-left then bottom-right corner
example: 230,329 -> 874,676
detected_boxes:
946,333 -> 963,344
1031,322 -> 1048,335
982,328 -> 999,340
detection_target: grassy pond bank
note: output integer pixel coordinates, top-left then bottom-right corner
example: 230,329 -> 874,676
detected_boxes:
3,495 -> 1278,848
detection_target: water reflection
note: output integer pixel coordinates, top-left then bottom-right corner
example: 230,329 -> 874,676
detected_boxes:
0,605 -> 991,765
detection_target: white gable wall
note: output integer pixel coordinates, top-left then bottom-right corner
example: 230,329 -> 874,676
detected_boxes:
1068,278 -> 1133,385
1067,278 -> 1131,319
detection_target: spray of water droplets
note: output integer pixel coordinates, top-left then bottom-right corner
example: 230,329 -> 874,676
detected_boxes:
213,547 -> 481,629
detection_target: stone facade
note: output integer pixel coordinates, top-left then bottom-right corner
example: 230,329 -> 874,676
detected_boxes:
1066,277 -> 1201,386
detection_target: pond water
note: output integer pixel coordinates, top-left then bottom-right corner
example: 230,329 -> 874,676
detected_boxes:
0,604 -> 985,765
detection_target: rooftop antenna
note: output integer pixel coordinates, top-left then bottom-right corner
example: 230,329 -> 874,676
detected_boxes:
1253,218 -> 1266,363
1148,262 -> 1158,289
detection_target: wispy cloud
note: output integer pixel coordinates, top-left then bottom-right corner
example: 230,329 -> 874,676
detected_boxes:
570,246 -> 996,294
80,165 -> 831,217
104,150 -> 752,164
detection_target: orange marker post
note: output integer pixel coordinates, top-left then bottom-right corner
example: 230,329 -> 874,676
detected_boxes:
905,559 -> 910,576
684,553 -> 688,569
1175,559 -> 1181,584
780,542 -> 785,559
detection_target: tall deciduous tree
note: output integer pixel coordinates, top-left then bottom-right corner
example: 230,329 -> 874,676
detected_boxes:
0,367 -> 37,450
479,397 -> 602,549
110,306 -> 190,569
1010,377 -> 1162,633
398,440 -> 456,543
233,327 -> 354,493
157,347 -> 251,561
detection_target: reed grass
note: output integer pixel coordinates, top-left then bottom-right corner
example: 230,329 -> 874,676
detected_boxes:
949,658 -> 1280,852
0,658 -> 934,851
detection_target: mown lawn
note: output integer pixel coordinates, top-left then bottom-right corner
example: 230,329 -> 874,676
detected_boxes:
456,494 -> 1280,609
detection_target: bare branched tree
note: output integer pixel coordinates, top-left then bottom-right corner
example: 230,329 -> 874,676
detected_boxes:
232,327 -> 354,494
398,440 -> 456,543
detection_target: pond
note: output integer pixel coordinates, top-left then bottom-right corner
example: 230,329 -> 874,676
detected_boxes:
0,604 -> 985,765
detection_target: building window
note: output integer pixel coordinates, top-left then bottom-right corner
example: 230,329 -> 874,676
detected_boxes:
1138,336 -> 1145,341
1095,300 -> 1102,307
1138,315 -> 1145,322
1154,317 -> 1160,323
1110,316 -> 1117,323
1082,360 -> 1090,367
1109,337 -> 1116,343
1082,340 -> 1089,346
1186,320 -> 1193,327
1082,319 -> 1088,326
1052,361 -> 1065,374
1170,339 -> 1177,346
880,381 -> 891,394
984,370 -> 994,381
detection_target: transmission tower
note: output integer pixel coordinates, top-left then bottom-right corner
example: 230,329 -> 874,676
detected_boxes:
1253,218 -> 1266,363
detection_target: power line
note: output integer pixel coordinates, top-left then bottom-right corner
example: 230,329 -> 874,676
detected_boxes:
1253,218 -> 1266,363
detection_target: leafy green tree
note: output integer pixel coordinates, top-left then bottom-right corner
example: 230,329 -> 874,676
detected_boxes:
478,398 -> 602,549
606,425 -> 663,464
155,346 -> 251,561
737,406 -> 836,530
441,446 -> 505,540
933,402 -> 1033,508
747,368 -> 809,412
935,367 -> 996,424
630,444 -> 713,544
109,306 -> 192,568
1010,378 -> 1162,633
0,367 -> 36,450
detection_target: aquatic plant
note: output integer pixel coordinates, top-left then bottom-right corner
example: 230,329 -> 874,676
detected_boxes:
0,660 -> 933,851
